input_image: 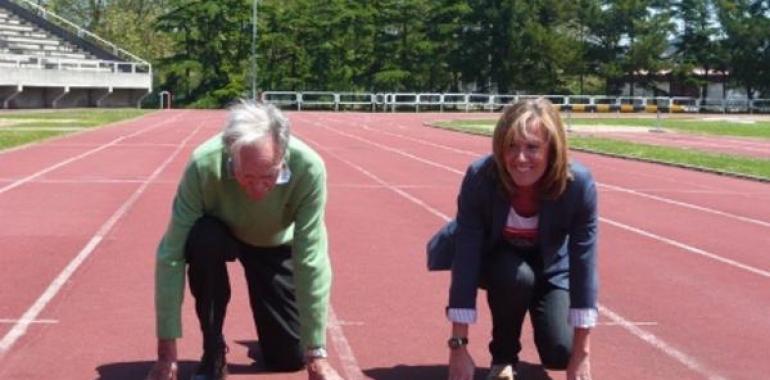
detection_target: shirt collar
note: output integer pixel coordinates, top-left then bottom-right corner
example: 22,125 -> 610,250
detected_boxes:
224,155 -> 292,185
275,161 -> 292,185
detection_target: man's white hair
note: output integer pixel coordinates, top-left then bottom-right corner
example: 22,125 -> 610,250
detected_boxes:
222,100 -> 290,160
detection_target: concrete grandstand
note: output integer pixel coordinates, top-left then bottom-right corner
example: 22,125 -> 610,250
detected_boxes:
0,0 -> 151,108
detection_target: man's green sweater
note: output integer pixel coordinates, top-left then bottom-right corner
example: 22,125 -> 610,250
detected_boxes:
155,134 -> 331,348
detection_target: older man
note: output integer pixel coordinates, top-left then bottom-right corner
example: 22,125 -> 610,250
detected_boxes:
146,101 -> 341,380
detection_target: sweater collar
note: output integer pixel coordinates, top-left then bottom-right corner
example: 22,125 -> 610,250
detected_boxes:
222,149 -> 292,185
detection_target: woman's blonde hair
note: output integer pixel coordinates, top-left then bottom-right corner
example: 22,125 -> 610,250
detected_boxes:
492,98 -> 572,199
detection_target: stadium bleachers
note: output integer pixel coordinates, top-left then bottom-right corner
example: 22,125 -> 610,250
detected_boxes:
0,0 -> 151,108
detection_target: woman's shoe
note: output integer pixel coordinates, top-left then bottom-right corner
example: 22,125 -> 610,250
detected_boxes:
486,363 -> 516,380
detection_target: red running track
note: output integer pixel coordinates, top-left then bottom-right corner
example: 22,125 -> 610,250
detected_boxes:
0,110 -> 768,379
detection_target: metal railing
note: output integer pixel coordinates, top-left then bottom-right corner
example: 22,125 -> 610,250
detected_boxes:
261,91 -> 770,114
0,53 -> 148,73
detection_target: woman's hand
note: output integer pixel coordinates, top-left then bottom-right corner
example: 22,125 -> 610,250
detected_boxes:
448,347 -> 475,380
567,327 -> 592,380
566,350 -> 591,380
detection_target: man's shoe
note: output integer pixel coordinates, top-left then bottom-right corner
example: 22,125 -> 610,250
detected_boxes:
486,363 -> 516,380
190,343 -> 228,380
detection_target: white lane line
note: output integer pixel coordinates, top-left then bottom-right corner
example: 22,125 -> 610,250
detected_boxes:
300,133 -> 726,380
313,140 -> 451,223
0,179 -> 179,185
40,143 -> 181,148
309,120 -> 464,176
323,115 -> 770,229
328,308 -> 366,380
0,178 -> 147,184
335,320 -> 366,327
599,306 -> 726,380
599,188 -> 768,196
600,321 -> 658,326
359,123 -> 481,157
0,319 -> 57,324
0,116 -> 205,356
0,111 -> 186,196
601,217 -> 770,278
329,183 -> 455,189
598,183 -> 770,228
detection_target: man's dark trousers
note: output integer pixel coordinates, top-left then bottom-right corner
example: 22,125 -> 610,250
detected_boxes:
185,215 -> 305,371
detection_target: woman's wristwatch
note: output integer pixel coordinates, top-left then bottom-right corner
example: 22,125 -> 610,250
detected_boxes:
447,337 -> 469,350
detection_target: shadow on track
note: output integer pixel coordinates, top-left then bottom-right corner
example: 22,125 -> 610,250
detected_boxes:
363,361 -> 552,380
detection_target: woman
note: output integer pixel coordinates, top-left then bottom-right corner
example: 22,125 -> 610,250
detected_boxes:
440,98 -> 598,380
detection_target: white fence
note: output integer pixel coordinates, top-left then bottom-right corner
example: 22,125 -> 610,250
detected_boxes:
261,91 -> 770,114
0,53 -> 148,73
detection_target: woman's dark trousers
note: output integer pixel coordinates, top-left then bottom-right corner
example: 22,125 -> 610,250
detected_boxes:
485,246 -> 574,369
185,215 -> 305,371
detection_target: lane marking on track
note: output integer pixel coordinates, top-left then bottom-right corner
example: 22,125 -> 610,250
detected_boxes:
0,116 -> 206,357
601,217 -> 770,278
0,319 -> 57,324
335,320 -> 366,326
0,179 -> 178,185
600,321 -> 657,326
598,183 -> 770,228
309,120 -> 464,176
359,123 -> 483,157
0,111 -> 186,196
599,306 -> 726,380
329,183 -> 454,189
0,178 -> 147,184
301,133 -> 726,380
40,143 -> 181,148
320,115 -> 770,228
598,187 -> 768,195
328,308 -> 366,380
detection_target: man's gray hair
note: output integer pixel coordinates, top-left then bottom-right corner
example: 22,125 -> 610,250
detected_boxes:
222,100 -> 290,160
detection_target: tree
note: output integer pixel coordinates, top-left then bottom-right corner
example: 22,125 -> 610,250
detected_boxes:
368,0 -> 434,91
716,0 -> 770,98
607,0 -> 674,96
673,0 -> 722,99
156,0 -> 253,106
423,0 -> 472,91
45,0 -> 106,31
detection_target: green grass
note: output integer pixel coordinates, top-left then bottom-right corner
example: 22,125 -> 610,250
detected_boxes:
0,109 -> 150,127
441,117 -> 770,139
0,109 -> 152,150
569,118 -> 770,139
570,136 -> 770,180
432,120 -> 770,181
0,130 -> 71,150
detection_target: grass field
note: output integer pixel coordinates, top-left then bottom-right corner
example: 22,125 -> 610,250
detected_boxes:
432,118 -> 770,181
0,109 -> 152,151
